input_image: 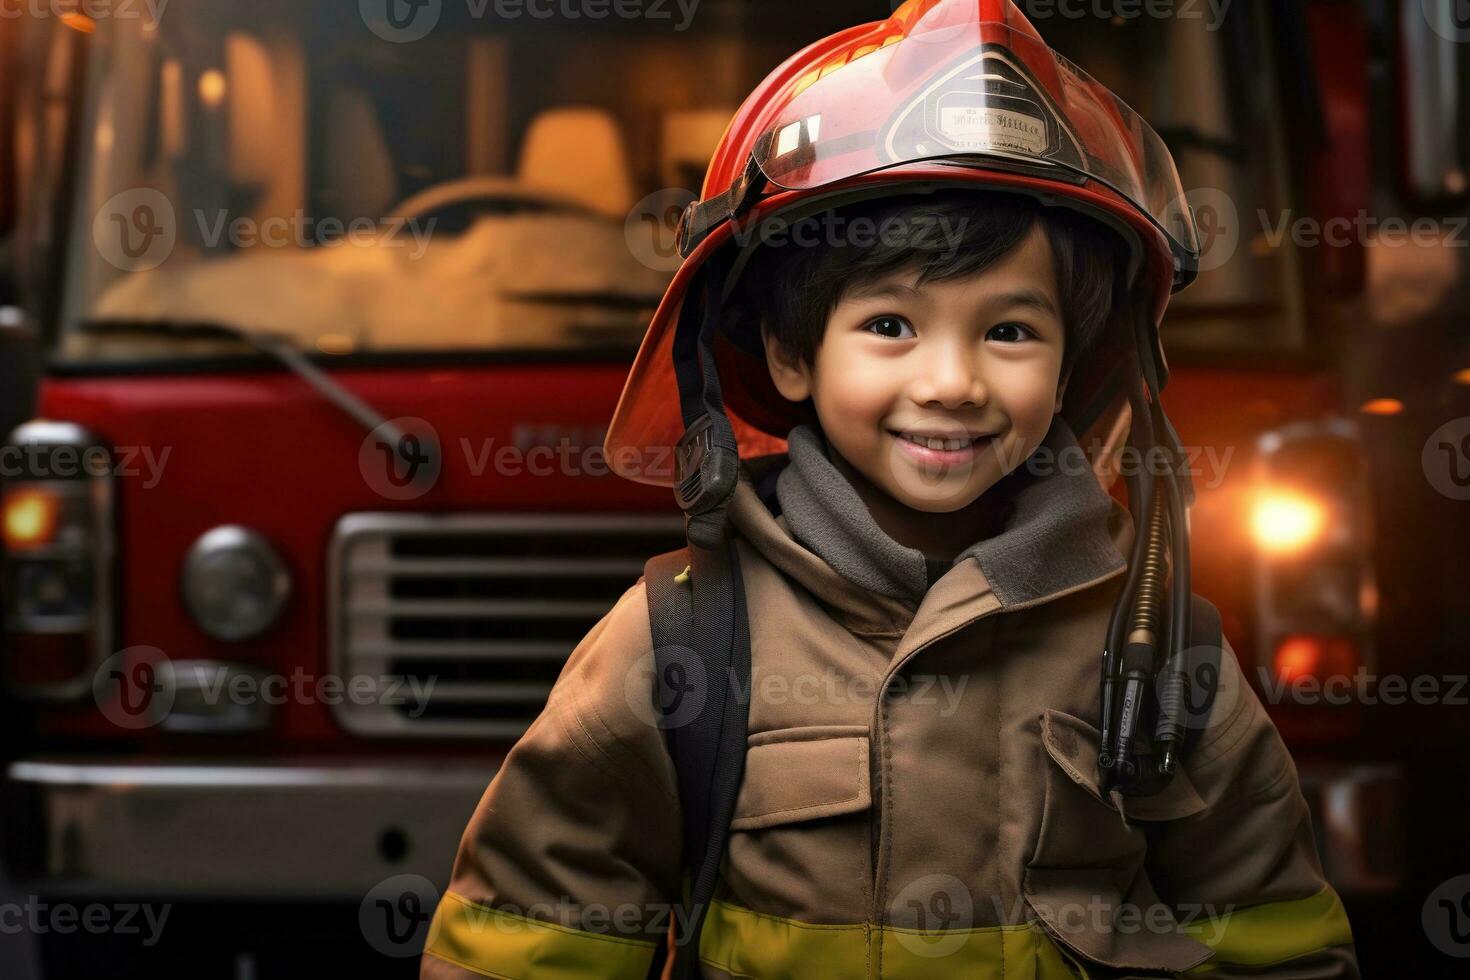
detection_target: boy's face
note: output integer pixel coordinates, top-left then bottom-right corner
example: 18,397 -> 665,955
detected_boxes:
763,220 -> 1068,514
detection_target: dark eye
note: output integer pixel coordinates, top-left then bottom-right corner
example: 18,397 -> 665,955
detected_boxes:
986,322 -> 1034,343
864,316 -> 915,339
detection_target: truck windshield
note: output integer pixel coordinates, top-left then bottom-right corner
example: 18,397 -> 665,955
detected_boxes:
47,0 -> 831,362
35,2 -> 1308,363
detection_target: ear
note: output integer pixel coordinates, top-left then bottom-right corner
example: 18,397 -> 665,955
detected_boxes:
761,323 -> 813,404
1053,365 -> 1070,415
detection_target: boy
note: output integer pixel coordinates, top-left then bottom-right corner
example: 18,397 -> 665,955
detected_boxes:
422,2 -> 1359,977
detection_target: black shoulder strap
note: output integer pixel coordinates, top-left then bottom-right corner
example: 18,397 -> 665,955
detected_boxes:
645,546 -> 696,740
642,540 -> 751,980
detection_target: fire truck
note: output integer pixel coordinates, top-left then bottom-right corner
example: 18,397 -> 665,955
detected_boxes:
1,1 -> 1463,976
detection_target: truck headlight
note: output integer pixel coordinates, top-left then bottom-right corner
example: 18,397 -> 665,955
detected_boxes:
181,525 -> 291,641
1250,490 -> 1329,555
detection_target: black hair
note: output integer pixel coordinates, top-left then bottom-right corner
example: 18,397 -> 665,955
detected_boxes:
728,188 -> 1129,383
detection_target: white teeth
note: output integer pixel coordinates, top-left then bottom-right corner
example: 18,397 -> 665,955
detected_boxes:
902,433 -> 974,451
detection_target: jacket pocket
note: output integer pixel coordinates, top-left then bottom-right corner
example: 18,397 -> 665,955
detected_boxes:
731,724 -> 872,830
1023,708 -> 1213,977
719,725 -> 874,925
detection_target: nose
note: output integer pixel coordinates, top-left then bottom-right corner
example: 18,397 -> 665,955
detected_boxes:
909,342 -> 988,410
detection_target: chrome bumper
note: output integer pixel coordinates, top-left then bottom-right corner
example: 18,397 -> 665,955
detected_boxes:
3,759 -> 498,898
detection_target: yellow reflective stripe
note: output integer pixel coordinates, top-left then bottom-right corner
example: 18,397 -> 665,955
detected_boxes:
423,891 -> 657,980
1181,886 -> 1355,971
698,899 -> 1080,980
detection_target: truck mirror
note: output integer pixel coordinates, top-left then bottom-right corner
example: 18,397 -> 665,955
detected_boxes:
0,26 -> 14,242
0,305 -> 40,438
1400,3 -> 1470,208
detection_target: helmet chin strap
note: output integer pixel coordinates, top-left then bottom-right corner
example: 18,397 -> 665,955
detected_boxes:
672,252 -> 742,549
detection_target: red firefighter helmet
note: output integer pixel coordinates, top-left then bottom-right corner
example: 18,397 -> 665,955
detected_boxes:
603,0 -> 1200,490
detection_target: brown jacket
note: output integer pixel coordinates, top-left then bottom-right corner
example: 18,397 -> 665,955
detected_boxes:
422,420 -> 1358,979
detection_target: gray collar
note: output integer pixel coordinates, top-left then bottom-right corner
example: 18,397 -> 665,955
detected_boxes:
771,418 -> 1124,607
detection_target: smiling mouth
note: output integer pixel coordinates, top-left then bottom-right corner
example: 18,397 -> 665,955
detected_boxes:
888,430 -> 993,451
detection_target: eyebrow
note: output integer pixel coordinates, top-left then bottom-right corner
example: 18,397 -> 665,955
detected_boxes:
992,288 -> 1060,319
841,278 -> 922,302
839,280 -> 1060,319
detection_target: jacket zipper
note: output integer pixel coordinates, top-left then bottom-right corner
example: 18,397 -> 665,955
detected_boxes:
866,604 -> 1005,980
863,563 -> 1128,978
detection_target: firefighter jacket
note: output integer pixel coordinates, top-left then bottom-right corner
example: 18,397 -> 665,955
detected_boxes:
422,418 -> 1359,979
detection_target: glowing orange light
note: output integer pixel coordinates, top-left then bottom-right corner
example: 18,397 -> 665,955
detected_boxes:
1251,491 -> 1328,555
1273,635 -> 1359,685
1359,398 -> 1403,416
60,13 -> 96,33
1452,368 -> 1470,386
3,489 -> 61,550
1274,636 -> 1323,684
198,70 -> 227,109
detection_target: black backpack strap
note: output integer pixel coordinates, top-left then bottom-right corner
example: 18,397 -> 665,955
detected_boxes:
644,545 -> 696,742
642,537 -> 751,979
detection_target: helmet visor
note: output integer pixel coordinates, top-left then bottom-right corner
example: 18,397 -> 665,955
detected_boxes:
751,15 -> 1199,264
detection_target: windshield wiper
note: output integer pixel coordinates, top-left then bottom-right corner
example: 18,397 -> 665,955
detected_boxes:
77,319 -> 437,468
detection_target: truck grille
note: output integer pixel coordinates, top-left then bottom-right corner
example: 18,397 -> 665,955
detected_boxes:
329,513 -> 686,738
